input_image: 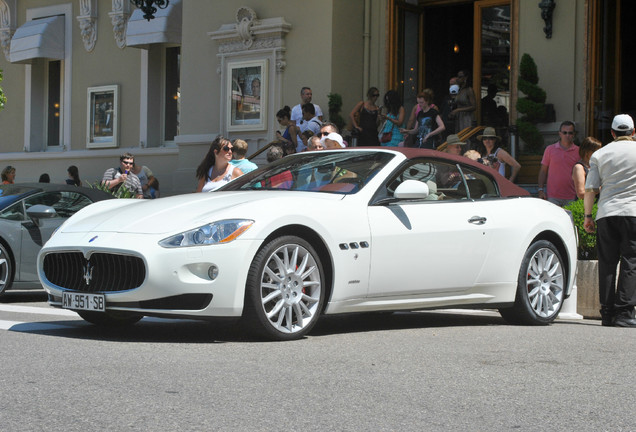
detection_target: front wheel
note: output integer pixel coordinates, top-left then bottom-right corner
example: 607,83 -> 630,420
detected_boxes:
499,240 -> 565,325
0,243 -> 13,296
244,235 -> 325,341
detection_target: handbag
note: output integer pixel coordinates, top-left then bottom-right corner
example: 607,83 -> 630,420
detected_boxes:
378,119 -> 392,143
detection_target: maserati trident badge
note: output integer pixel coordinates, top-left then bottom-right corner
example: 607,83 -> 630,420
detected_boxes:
83,263 -> 93,286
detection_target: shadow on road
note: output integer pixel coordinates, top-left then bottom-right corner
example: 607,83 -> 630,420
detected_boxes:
0,290 -> 47,303
5,310 -> 525,344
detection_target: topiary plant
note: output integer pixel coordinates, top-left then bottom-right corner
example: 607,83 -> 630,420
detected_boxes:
327,92 -> 346,132
516,54 -> 546,154
564,198 -> 597,260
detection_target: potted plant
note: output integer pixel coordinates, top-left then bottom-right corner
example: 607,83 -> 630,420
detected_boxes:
564,199 -> 600,318
564,198 -> 597,260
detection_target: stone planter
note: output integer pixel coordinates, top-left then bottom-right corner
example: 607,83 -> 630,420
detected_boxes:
576,260 -> 600,319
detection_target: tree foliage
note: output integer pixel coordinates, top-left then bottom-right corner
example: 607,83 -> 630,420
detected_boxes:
516,54 -> 546,153
0,69 -> 7,112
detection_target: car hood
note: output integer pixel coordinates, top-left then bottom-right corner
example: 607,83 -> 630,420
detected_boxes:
61,191 -> 344,235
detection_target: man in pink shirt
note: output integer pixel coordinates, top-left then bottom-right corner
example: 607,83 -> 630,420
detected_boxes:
537,120 -> 580,206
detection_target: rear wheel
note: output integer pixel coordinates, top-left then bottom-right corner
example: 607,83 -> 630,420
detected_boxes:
499,240 -> 565,325
77,310 -> 143,327
0,243 -> 13,296
244,235 -> 325,341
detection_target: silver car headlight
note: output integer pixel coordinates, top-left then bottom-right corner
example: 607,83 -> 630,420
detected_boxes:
159,219 -> 254,248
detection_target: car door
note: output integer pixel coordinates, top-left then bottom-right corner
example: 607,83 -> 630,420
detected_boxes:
367,158 -> 500,297
19,191 -> 93,281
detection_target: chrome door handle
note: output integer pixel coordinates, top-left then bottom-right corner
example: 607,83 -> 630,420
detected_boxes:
468,216 -> 487,225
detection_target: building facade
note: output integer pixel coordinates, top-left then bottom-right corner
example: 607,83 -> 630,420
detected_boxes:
0,0 -> 632,195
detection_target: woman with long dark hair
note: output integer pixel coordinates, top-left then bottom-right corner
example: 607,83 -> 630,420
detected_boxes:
196,136 -> 243,192
379,90 -> 405,147
476,127 -> 521,182
66,165 -> 82,186
275,106 -> 301,152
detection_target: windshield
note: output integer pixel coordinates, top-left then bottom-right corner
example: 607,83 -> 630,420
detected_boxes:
222,151 -> 395,194
0,186 -> 36,209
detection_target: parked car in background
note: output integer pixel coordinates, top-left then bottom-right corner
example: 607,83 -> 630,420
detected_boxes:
0,183 -> 114,295
37,148 -> 577,340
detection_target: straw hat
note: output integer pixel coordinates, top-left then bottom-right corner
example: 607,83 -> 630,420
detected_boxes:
476,127 -> 501,142
446,134 -> 465,146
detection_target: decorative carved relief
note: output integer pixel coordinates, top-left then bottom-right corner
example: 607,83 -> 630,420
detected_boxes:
209,11 -> 291,71
109,0 -> 130,49
0,0 -> 16,61
236,6 -> 257,48
77,0 -> 97,52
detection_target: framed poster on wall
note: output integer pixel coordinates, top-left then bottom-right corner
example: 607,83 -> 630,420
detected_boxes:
227,59 -> 267,131
87,85 -> 119,148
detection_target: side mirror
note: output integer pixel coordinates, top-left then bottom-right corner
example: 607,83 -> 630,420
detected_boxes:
26,204 -> 57,226
394,179 -> 430,200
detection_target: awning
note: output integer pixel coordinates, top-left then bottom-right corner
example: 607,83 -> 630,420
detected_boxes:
126,0 -> 182,48
10,16 -> 65,64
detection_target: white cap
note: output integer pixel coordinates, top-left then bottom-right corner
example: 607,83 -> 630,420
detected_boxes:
320,132 -> 345,148
449,84 -> 460,95
611,114 -> 634,131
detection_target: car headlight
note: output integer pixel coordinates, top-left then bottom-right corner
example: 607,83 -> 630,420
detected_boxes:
159,219 -> 254,248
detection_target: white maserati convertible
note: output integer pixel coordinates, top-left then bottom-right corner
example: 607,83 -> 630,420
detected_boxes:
37,148 -> 577,340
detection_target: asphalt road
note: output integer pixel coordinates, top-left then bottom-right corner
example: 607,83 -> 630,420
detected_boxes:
1,290 -> 634,432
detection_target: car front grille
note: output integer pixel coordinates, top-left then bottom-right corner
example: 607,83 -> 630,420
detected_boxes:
42,252 -> 146,293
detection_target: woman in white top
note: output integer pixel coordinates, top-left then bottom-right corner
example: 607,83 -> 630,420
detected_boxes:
196,136 -> 243,192
476,127 -> 521,182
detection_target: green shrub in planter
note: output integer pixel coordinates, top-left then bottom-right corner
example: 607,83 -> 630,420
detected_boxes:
88,181 -> 137,199
564,198 -> 597,260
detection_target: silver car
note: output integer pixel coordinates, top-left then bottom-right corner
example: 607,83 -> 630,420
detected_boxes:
0,183 -> 114,295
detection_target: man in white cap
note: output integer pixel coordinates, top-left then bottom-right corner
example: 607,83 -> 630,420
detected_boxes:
320,132 -> 345,149
584,114 -> 636,327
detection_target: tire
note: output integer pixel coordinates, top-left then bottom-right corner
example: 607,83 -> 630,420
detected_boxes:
77,310 -> 143,327
499,240 -> 566,325
244,235 -> 325,341
0,242 -> 13,296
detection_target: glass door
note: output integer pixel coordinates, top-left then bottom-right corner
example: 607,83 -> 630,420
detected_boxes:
588,0 -> 620,144
474,0 -> 511,130
394,2 -> 424,120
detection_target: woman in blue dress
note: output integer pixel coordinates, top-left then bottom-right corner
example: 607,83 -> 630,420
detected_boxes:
379,90 -> 405,147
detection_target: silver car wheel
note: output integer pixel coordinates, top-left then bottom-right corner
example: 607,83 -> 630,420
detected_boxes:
525,247 -> 564,319
259,243 -> 322,335
0,243 -> 12,294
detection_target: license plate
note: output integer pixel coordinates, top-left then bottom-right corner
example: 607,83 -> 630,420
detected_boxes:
62,292 -> 105,312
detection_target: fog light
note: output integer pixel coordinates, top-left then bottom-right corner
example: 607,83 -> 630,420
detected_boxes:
208,265 -> 219,280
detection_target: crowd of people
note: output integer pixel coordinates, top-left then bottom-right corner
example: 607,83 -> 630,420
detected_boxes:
2,154 -> 161,200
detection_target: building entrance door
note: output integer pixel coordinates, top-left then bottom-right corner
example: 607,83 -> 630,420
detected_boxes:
589,0 -> 636,143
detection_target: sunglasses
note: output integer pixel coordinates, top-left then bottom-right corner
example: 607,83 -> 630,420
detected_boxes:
372,94 -> 380,97
222,145 -> 233,152
560,131 -> 575,135
121,161 -> 134,165
318,132 -> 330,137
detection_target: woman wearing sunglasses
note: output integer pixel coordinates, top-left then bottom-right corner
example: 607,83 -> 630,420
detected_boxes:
196,136 -> 244,192
349,87 -> 381,146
